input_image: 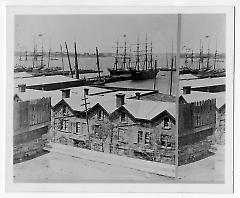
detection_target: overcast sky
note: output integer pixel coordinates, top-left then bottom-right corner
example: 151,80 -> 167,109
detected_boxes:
15,14 -> 225,54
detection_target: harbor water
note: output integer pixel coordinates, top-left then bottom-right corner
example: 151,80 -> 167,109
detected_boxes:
15,54 -> 224,95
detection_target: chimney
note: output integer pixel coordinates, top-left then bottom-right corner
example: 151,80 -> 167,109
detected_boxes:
116,93 -> 125,108
183,86 -> 191,94
18,84 -> 26,92
61,89 -> 71,98
135,92 -> 141,100
84,88 -> 89,96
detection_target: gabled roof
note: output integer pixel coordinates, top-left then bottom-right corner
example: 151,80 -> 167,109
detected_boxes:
121,100 -> 176,121
62,96 -> 99,112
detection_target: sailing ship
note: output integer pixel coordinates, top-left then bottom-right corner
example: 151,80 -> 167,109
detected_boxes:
108,35 -> 132,76
130,36 -> 159,80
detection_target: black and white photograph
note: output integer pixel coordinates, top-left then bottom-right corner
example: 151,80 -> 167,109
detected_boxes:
3,5 -> 234,193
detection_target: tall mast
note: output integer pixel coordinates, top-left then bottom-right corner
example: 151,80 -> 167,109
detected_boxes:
35,44 -> 38,61
74,42 -> 79,79
60,44 -> 64,71
47,48 -> 51,68
153,59 -> 157,90
191,50 -> 194,68
166,49 -> 168,69
174,55 -> 177,69
145,35 -> 148,70
198,39 -> 202,70
150,40 -> 153,69
201,41 -> 204,67
25,49 -> 27,61
128,46 -> 132,69
32,41 -> 35,68
214,40 -> 218,70
206,36 -> 210,70
184,47 -> 188,68
135,36 -> 140,71
169,53 -> 174,95
96,47 -> 101,80
122,35 -> 127,69
19,51 -> 22,66
65,42 -> 73,78
47,37 -> 51,68
114,41 -> 119,70
40,40 -> 44,68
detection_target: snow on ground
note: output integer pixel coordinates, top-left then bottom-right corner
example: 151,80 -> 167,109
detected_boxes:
178,144 -> 225,183
13,152 -> 174,183
13,144 -> 224,183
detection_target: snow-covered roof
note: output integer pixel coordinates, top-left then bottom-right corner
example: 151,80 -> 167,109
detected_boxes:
14,85 -> 114,107
14,88 -> 63,106
63,96 -> 101,112
14,75 -> 78,87
180,91 -> 225,109
180,74 -> 198,80
70,86 -> 112,96
96,90 -> 154,99
180,77 -> 225,89
14,72 -> 33,79
122,100 -> 176,120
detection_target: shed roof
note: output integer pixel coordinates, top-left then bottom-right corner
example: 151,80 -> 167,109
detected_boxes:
180,77 -> 225,89
14,72 -> 33,79
180,74 -> 198,80
14,75 -> 78,87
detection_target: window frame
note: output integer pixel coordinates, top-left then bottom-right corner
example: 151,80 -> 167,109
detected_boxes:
97,109 -> 104,120
163,116 -> 171,130
120,112 -> 127,123
137,131 -> 143,143
160,134 -> 173,149
62,105 -> 67,116
75,122 -> 81,134
145,132 -> 151,144
63,119 -> 69,132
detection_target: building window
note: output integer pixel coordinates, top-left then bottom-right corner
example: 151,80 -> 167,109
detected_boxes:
145,132 -> 151,144
163,117 -> 171,130
117,129 -> 126,142
63,120 -> 69,131
120,112 -> 126,123
160,135 -> 173,149
76,122 -> 81,134
59,119 -> 63,130
94,124 -> 100,135
97,109 -> 104,120
82,123 -> 87,134
137,131 -> 143,143
63,106 -> 67,116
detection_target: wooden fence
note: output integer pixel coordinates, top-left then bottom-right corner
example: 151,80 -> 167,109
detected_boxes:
14,97 -> 51,132
179,99 -> 216,137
